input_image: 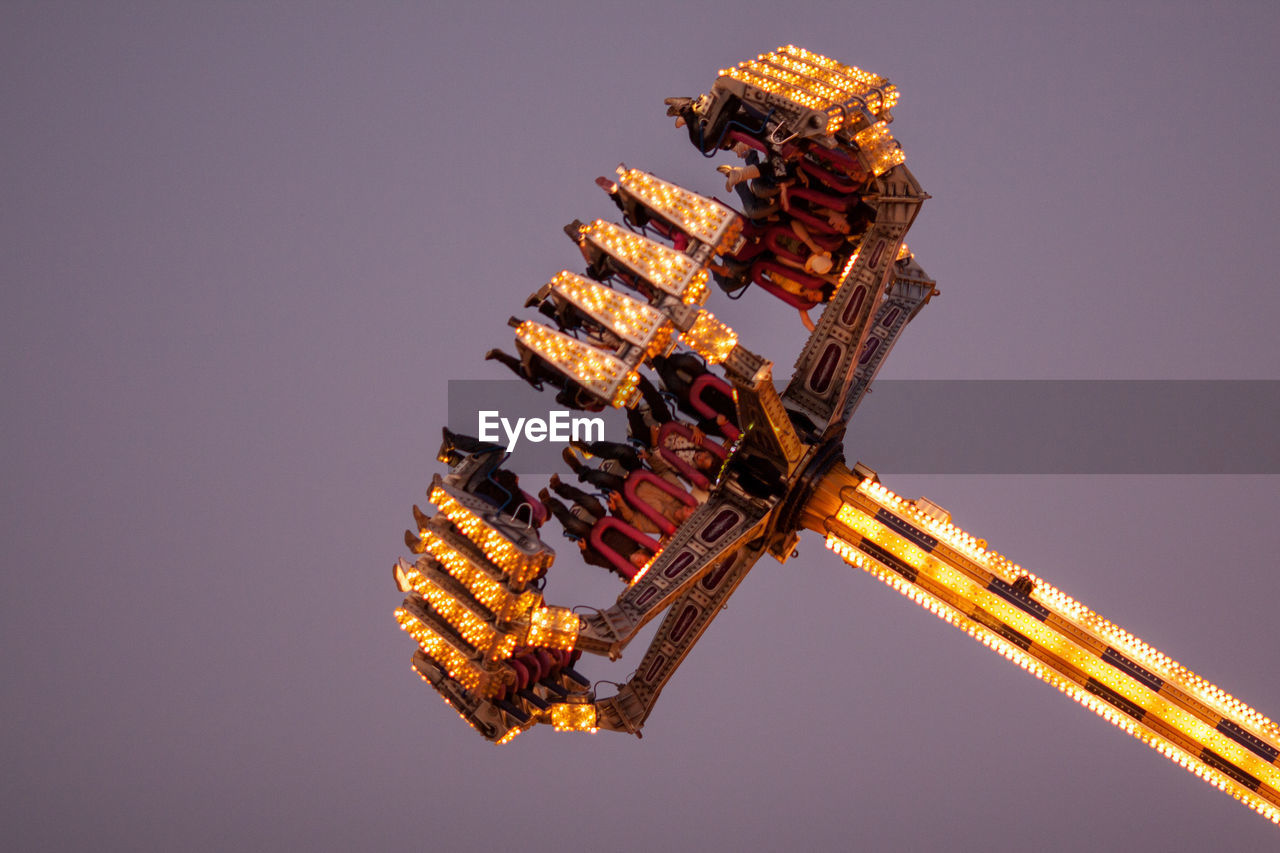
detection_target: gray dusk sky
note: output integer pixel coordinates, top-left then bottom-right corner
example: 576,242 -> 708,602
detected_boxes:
3,2 -> 1279,851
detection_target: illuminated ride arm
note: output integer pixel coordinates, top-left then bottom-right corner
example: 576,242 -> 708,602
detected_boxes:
804,461 -> 1280,824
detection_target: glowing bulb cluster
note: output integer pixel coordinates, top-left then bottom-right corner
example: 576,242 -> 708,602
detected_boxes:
395,606 -> 490,695
852,122 -> 906,176
821,533 -> 1280,825
396,559 -> 519,661
516,320 -> 640,408
550,702 -> 599,733
858,478 -> 1280,744
841,503 -> 1279,789
419,532 -> 540,622
525,606 -> 580,651
718,47 -> 898,136
835,503 -> 928,569
548,270 -> 672,351
762,49 -> 894,120
680,310 -> 738,364
581,220 -> 710,305
775,45 -> 899,114
741,59 -> 848,111
615,168 -> 742,253
852,477 -> 1280,778
428,484 -> 549,584
717,64 -> 841,133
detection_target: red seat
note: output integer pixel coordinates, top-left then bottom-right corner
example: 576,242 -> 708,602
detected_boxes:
534,649 -> 555,681
623,470 -> 698,535
509,656 -> 530,691
787,184 -> 851,214
724,130 -> 768,155
795,159 -> 858,194
688,374 -> 741,440
588,516 -> 662,580
749,259 -> 826,310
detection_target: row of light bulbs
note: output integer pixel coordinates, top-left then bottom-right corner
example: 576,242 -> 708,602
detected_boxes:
856,478 -> 1280,744
822,534 -> 1280,824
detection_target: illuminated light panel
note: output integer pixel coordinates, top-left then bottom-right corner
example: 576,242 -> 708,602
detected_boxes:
615,168 -> 743,253
887,525 -> 1277,787
840,494 -> 1280,788
680,310 -> 738,364
853,478 -> 1280,747
760,53 -> 884,126
525,606 -> 580,651
775,45 -> 899,115
751,57 -> 850,107
419,532 -> 540,622
822,534 -> 1280,825
736,60 -> 846,134
398,561 -> 518,662
834,250 -> 861,290
645,325 -> 677,359
548,270 -> 673,352
835,503 -> 928,569
852,122 -> 906,176
716,65 -> 841,134
683,270 -> 709,306
581,220 -> 710,305
550,702 -> 599,733
428,483 -> 550,584
395,607 -> 489,694
716,44 -> 901,136
515,320 -> 640,408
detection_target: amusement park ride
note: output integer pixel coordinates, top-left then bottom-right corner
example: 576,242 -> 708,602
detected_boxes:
389,47 -> 1280,826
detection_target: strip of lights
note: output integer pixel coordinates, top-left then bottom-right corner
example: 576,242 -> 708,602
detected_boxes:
775,45 -> 899,114
853,479 -> 1280,746
717,65 -> 840,134
550,702 -> 599,733
515,320 -> 640,408
525,606 -> 580,651
428,483 -> 550,585
833,499 -> 1280,791
418,531 -> 540,622
397,560 -> 518,661
548,270 -> 672,352
580,220 -> 710,306
717,47 -> 898,136
823,535 -> 1280,825
852,122 -> 906,176
615,168 -> 742,253
395,606 -> 489,695
680,310 -> 738,364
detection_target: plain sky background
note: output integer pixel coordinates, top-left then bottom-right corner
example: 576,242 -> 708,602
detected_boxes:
4,2 -> 1279,850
